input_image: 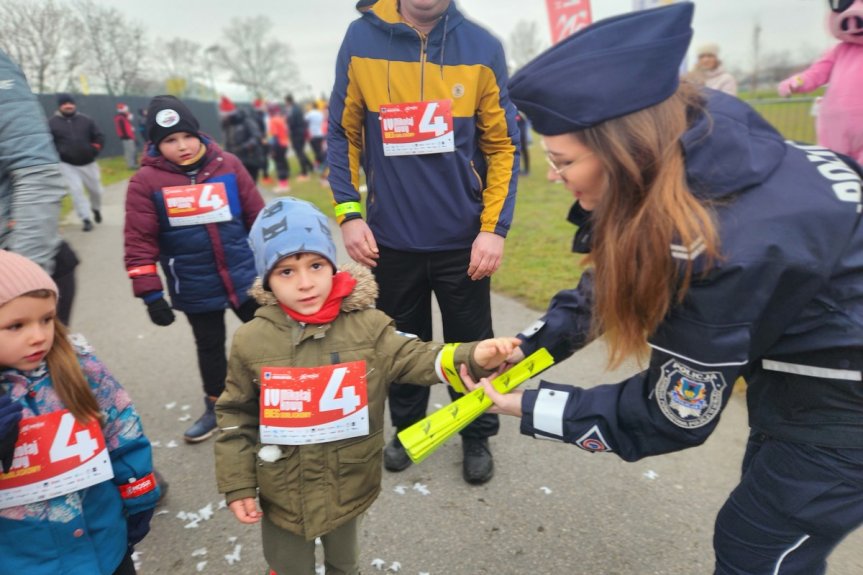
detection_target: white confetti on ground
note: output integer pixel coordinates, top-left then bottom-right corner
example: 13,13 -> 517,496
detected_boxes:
371,558 -> 386,570
643,470 -> 658,480
181,404 -> 191,411
196,561 -> 207,572
151,440 -> 162,447
154,510 -> 169,516
393,485 -> 409,495
228,536 -> 238,544
191,548 -> 207,557
412,482 -> 430,496
165,402 -> 176,410
198,503 -> 214,521
218,500 -> 228,509
389,560 -> 401,572
166,440 -> 178,448
178,414 -> 192,422
224,544 -> 242,565
540,486 -> 553,494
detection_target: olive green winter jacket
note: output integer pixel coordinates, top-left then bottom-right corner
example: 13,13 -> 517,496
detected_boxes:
214,263 -> 483,540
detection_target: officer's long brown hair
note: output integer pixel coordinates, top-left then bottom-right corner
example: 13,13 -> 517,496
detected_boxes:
578,83 -> 720,369
26,290 -> 101,422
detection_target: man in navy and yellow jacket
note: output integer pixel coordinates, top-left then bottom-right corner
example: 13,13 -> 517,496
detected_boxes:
327,0 -> 520,484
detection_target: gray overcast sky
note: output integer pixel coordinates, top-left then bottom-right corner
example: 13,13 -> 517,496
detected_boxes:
107,0 -> 834,99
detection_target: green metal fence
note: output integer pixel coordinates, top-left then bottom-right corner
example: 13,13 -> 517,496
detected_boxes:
746,96 -> 817,144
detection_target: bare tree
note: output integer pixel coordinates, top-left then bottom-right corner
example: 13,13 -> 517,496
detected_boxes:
211,16 -> 300,99
0,0 -> 86,93
151,38 -> 211,98
72,0 -> 148,96
508,20 -> 546,73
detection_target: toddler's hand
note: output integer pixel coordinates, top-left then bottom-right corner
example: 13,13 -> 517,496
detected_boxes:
228,498 -> 263,524
472,337 -> 522,369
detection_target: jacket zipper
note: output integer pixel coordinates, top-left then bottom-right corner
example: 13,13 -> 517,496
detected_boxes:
418,32 -> 427,100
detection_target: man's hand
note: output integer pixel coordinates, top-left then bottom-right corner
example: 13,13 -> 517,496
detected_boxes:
460,364 -> 524,417
228,498 -> 263,524
468,231 -> 504,280
472,337 -> 522,369
340,219 -> 379,268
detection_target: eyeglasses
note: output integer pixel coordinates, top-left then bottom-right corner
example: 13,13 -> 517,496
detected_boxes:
544,150 -> 594,179
829,0 -> 853,13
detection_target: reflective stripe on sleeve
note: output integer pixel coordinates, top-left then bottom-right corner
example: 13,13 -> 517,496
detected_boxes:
118,472 -> 157,499
436,343 -> 465,393
520,319 -> 545,338
533,387 -> 569,438
127,264 -> 158,278
334,201 -> 362,219
762,359 -> 862,382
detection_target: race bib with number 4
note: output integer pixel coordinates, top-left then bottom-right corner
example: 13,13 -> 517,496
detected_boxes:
0,410 -> 113,509
259,361 -> 369,445
162,182 -> 232,227
380,100 -> 455,156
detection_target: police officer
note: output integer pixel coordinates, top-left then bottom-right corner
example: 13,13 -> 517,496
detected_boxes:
463,4 -> 863,574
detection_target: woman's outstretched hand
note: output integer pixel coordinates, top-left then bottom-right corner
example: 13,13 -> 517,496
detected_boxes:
460,363 -> 524,417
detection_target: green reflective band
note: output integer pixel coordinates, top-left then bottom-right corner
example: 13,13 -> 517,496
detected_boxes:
334,202 -> 362,218
440,343 -> 464,393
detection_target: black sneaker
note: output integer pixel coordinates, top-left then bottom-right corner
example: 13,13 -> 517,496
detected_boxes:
92,209 -> 102,223
462,437 -> 494,484
82,219 -> 94,232
383,435 -> 412,472
183,397 -> 217,443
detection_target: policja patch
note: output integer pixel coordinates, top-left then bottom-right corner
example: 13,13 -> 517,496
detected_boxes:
655,359 -> 726,428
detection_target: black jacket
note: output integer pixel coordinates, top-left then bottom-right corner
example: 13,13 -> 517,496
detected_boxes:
48,111 -> 104,165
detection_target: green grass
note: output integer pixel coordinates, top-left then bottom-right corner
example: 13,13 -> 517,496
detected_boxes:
280,143 -> 583,311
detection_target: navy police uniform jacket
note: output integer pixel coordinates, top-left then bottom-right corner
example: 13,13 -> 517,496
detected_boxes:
519,90 -> 863,459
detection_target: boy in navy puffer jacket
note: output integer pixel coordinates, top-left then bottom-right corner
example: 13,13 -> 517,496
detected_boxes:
123,95 -> 265,443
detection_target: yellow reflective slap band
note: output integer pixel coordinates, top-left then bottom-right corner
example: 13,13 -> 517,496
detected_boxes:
398,348 -> 555,464
334,202 -> 362,218
440,343 -> 465,393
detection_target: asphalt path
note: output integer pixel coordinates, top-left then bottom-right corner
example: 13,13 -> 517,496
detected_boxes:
63,179 -> 863,574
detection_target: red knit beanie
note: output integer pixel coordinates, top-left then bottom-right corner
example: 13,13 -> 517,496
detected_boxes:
219,95 -> 237,114
0,251 -> 59,308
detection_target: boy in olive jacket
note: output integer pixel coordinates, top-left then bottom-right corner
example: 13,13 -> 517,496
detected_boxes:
214,198 -> 517,575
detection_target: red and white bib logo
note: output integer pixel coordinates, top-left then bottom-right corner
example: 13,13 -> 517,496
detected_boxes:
162,182 -> 232,226
0,410 -> 113,509
259,361 -> 369,445
380,100 -> 455,156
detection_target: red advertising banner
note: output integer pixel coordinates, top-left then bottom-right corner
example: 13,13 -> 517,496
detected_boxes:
546,0 -> 593,45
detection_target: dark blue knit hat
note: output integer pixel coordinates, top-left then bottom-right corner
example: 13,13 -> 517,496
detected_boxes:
508,2 -> 694,136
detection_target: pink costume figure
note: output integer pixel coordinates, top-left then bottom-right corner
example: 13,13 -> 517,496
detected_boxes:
778,0 -> 863,163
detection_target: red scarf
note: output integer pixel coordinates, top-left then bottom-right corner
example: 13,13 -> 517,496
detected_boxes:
279,271 -> 356,325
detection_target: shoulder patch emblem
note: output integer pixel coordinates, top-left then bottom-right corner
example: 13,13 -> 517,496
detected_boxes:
656,359 -> 726,428
575,424 -> 612,452
451,83 -> 465,99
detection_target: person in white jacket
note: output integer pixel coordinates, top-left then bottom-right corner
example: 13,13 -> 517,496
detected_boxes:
686,43 -> 738,96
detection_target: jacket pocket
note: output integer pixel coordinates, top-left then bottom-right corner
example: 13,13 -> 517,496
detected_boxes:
335,429 -> 383,508
255,445 -> 302,523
